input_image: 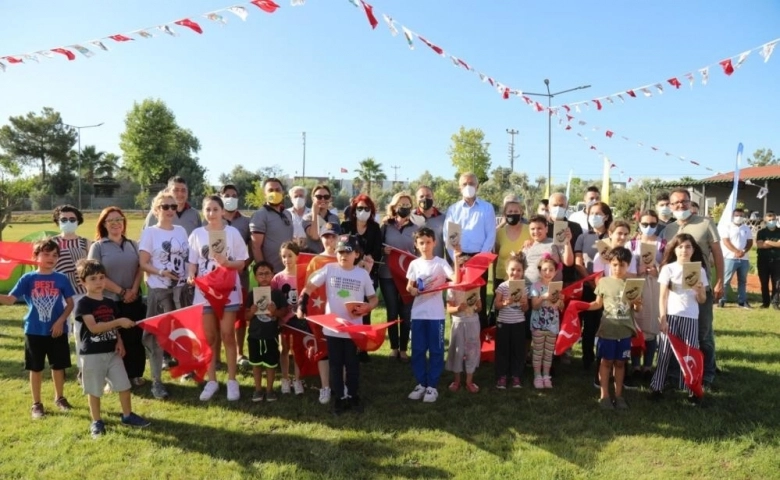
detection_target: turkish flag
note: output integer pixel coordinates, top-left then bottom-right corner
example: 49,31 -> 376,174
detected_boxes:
561,272 -> 602,303
719,58 -> 734,76
306,313 -> 398,352
626,89 -> 636,98
606,130 -> 614,138
108,34 -> 134,42
284,317 -> 326,377
360,0 -> 378,29
340,167 -> 348,173
385,245 -> 416,305
480,326 -> 496,363
667,333 -> 704,398
630,327 -> 646,356
194,266 -> 237,319
51,48 -> 75,60
175,19 -> 203,34
421,252 -> 496,295
4,56 -> 23,64
668,77 -> 682,89
555,300 -> 589,355
138,304 -> 211,381
418,36 -> 444,56
296,253 -> 337,359
251,0 -> 280,13
0,242 -> 36,280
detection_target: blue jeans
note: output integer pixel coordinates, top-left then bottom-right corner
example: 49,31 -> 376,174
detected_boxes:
379,277 -> 411,351
723,258 -> 750,304
411,319 -> 445,388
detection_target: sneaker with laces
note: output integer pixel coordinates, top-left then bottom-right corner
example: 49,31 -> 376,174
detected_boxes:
496,376 -> 507,390
55,396 -> 73,411
227,380 -> 240,401
265,391 -> 278,402
408,384 -> 426,400
199,381 -> 219,401
281,378 -> 291,394
90,420 -> 106,438
31,402 -> 45,419
121,412 -> 151,428
533,376 -> 544,389
319,387 -> 332,404
543,376 -> 553,389
422,387 -> 438,403
151,381 -> 169,400
292,380 -> 305,395
511,377 -> 522,389
252,391 -> 264,403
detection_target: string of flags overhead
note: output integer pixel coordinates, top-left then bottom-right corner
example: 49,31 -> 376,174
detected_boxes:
0,1 -> 292,72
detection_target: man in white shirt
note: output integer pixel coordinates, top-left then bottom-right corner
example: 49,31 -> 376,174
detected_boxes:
568,186 -> 600,232
719,207 -> 754,308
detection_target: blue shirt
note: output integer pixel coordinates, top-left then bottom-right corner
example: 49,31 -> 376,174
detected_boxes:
9,271 -> 75,336
444,197 -> 497,257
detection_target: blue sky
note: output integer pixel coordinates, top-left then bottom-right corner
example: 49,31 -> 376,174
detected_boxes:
1,0 -> 778,186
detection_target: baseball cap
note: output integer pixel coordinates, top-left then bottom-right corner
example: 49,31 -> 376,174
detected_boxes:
271,289 -> 288,309
321,222 -> 341,236
336,235 -> 359,253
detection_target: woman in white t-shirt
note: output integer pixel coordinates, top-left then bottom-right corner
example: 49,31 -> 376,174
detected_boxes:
649,233 -> 707,404
138,190 -> 190,400
187,196 -> 249,402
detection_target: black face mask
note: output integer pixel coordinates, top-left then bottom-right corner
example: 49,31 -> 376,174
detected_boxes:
506,214 -> 521,226
419,198 -> 433,211
397,207 -> 411,218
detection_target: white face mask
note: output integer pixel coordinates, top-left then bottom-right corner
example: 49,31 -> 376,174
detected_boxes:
356,210 -> 371,222
639,225 -> 657,236
222,197 -> 238,212
461,185 -> 477,199
658,205 -> 672,218
672,209 -> 691,221
550,206 -> 566,220
588,214 -> 604,229
733,216 -> 745,225
291,197 -> 306,210
59,222 -> 78,234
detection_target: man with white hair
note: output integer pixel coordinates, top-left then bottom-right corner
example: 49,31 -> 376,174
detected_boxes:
546,192 -> 584,287
287,185 -> 310,248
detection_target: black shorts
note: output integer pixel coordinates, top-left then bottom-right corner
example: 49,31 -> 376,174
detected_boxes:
247,336 -> 280,368
25,334 -> 72,372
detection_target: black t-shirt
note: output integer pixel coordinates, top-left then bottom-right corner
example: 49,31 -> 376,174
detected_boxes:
75,296 -> 119,355
757,227 -> 780,262
246,290 -> 279,340
546,219 -> 583,285
341,220 -> 383,278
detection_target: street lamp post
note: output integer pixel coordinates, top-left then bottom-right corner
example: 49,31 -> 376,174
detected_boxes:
524,79 -> 591,194
63,122 -> 104,209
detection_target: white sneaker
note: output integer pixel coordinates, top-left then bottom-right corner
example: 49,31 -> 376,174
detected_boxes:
281,378 -> 291,394
319,387 -> 331,404
199,381 -> 219,401
344,385 -> 349,398
408,384 -> 426,400
423,387 -> 438,403
227,380 -> 240,401
292,380 -> 305,395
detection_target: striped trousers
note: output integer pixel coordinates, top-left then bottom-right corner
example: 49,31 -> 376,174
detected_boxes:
650,315 -> 699,393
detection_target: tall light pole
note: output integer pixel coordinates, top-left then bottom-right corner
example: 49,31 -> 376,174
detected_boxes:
524,79 -> 591,194
63,122 -> 104,209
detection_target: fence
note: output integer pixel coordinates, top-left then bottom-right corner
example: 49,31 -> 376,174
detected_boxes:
20,194 -> 139,212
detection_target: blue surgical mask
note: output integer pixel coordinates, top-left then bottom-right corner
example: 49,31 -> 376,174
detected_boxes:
59,221 -> 78,234
639,225 -> 656,236
767,220 -> 777,229
588,214 -> 604,229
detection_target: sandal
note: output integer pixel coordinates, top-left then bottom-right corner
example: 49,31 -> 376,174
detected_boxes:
399,352 -> 410,363
448,381 -> 461,392
465,382 -> 480,393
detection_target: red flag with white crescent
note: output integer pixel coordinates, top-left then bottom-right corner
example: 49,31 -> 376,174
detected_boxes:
175,19 -> 203,34
251,0 -> 280,13
306,313 -> 398,352
137,304 -> 211,381
384,244 -> 416,304
284,317 -> 326,377
194,266 -> 236,319
0,241 -> 36,280
555,300 -> 589,355
667,332 -> 704,398
359,0 -> 378,29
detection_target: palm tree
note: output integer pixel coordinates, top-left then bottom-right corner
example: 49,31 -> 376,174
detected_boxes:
78,145 -> 105,184
354,157 -> 387,196
96,153 -> 120,180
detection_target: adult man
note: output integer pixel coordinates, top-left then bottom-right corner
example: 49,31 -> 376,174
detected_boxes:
287,186 -> 311,249
250,178 -> 294,273
719,207 -> 753,308
411,186 -> 445,259
663,188 -> 724,389
220,184 -> 253,367
143,176 -> 202,235
654,192 -> 673,237
756,211 -> 780,308
545,193 -> 584,287
568,186 -> 600,232
443,172 -> 496,323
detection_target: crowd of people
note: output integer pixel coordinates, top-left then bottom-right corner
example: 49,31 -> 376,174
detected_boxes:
2,172 -> 778,436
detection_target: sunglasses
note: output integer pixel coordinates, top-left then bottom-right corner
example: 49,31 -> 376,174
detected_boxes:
355,206 -> 370,212
160,204 -> 178,211
640,222 -> 658,228
105,218 -> 124,224
59,217 -> 78,223
315,194 -> 331,201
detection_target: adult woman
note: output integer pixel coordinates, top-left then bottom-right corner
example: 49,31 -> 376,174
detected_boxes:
88,207 -> 146,387
341,194 -> 383,361
188,196 -> 249,402
302,184 -> 340,254
573,201 -> 613,373
138,190 -> 190,399
494,199 -> 531,293
380,192 -> 419,362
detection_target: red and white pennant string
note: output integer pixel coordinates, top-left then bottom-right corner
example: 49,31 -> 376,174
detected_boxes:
552,37 -> 779,113
0,1 -> 295,72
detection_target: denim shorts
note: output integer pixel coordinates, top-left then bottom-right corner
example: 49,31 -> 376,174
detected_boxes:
597,337 -> 631,361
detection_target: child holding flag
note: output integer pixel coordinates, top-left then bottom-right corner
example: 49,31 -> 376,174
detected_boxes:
529,254 -> 564,389
493,252 -> 529,389
272,241 -> 304,395
650,234 -> 707,405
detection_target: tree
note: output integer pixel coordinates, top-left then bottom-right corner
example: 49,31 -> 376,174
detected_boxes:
96,153 -> 121,179
78,145 -> 105,184
354,157 -> 386,196
448,126 -> 491,183
0,107 -> 77,182
748,148 -> 778,167
0,155 -> 35,240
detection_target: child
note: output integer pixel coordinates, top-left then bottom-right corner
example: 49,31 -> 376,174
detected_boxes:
406,227 -> 456,403
246,261 -> 282,402
593,221 -> 639,277
271,241 -> 304,395
493,252 -> 529,389
73,259 -> 150,437
522,215 -> 572,284
586,247 -> 642,410
445,259 -> 482,393
650,234 -> 708,405
0,238 -> 75,419
298,235 -> 378,414
529,254 -> 564,389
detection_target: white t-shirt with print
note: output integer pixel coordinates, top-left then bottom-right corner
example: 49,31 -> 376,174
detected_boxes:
139,225 -> 189,289
406,257 -> 454,320
188,226 -> 249,307
308,263 -> 376,338
658,262 -> 709,319
593,251 -> 639,277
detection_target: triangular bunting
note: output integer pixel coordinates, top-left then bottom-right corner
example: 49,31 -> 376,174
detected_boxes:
175,19 -> 203,34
